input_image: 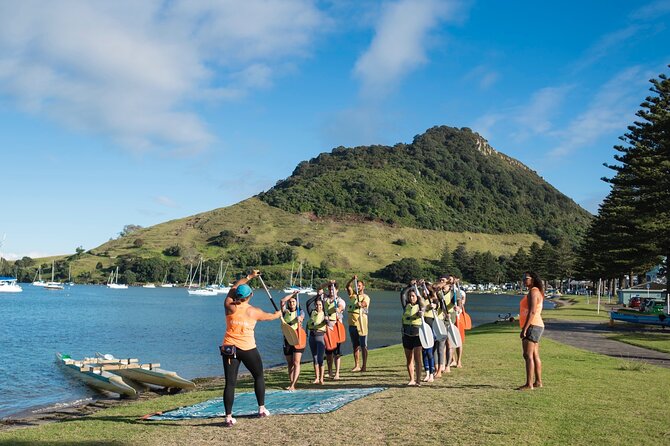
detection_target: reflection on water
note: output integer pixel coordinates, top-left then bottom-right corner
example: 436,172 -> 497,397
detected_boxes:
0,285 -> 538,418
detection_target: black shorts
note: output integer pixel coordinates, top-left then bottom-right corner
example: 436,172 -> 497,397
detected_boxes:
326,343 -> 341,356
283,340 -> 305,356
402,334 -> 422,349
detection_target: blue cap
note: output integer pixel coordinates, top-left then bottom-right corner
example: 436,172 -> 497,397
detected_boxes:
236,284 -> 253,299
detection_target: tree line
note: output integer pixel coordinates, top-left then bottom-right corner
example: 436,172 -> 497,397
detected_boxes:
578,66 -> 669,288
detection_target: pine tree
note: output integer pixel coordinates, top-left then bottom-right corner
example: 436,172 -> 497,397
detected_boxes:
605,66 -> 669,280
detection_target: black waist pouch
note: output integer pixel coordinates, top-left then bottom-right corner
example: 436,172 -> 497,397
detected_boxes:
220,344 -> 236,358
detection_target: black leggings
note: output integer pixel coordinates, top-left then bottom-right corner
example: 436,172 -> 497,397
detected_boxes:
222,347 -> 265,415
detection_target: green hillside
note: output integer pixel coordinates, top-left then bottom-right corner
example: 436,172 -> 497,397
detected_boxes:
259,126 -> 592,244
9,126 -> 589,286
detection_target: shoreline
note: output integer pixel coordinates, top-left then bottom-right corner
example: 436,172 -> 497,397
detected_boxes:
1,296 -> 572,432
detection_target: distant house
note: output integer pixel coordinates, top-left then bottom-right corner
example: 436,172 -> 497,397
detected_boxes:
617,282 -> 667,306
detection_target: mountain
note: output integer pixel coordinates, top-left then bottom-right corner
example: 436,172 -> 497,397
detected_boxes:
259,126 -> 592,245
14,126 -> 589,285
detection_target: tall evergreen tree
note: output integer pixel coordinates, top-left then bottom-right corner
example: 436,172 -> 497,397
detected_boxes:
604,66 -> 669,280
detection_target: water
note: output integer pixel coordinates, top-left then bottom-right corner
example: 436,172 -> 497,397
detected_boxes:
0,285 -> 537,419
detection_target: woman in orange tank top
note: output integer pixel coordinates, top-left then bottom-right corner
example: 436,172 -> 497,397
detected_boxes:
518,271 -> 544,390
221,270 -> 281,427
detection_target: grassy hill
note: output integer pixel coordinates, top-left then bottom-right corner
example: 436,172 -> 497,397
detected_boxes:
58,197 -> 541,284
11,126 -> 590,285
260,126 -> 592,244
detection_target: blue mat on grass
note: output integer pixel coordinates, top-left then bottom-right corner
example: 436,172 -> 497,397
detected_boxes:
148,387 -> 386,420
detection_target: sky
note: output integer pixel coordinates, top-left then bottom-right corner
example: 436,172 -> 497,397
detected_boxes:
0,0 -> 669,259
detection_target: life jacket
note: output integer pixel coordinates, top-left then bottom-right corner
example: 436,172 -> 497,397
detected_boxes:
402,304 -> 422,326
283,309 -> 301,330
307,310 -> 327,332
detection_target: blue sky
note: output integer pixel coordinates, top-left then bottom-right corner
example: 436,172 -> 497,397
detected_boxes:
1,0 -> 669,259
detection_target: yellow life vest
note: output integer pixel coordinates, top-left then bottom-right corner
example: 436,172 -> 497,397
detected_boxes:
325,298 -> 338,321
307,310 -> 326,332
402,304 -> 422,326
283,309 -> 299,329
347,294 -> 370,326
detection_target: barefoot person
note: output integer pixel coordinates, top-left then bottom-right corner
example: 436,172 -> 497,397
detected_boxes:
346,275 -> 370,372
322,281 -> 346,380
280,292 -> 304,391
518,271 -> 544,390
401,283 -> 423,386
221,270 -> 281,427
417,281 -> 435,382
307,297 -> 327,384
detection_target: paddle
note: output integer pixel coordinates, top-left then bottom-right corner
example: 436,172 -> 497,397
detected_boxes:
295,292 -> 307,349
456,283 -> 472,330
258,275 -> 299,346
423,282 -> 447,340
439,289 -> 462,348
353,277 -> 368,336
414,284 -> 434,349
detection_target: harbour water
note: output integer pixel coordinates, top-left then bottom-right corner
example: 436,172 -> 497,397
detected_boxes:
0,284 -> 536,419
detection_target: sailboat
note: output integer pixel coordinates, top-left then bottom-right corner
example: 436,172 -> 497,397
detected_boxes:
160,271 -> 175,287
306,269 -> 318,295
187,258 -> 217,296
66,265 -> 75,286
32,267 -> 47,287
45,260 -> 64,290
107,266 -> 128,289
209,260 -> 231,294
282,262 -> 313,294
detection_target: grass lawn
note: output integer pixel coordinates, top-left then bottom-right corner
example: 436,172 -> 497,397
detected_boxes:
543,294 -> 615,322
607,332 -> 670,354
2,320 -> 669,445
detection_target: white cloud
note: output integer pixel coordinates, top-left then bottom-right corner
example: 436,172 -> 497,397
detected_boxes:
0,0 -> 326,154
630,0 -> 670,20
154,196 -> 178,208
572,25 -> 642,73
471,85 -> 571,142
353,0 -> 457,99
548,66 -> 649,159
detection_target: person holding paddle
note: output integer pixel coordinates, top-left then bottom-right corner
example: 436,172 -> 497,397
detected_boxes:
322,281 -> 346,380
307,296 -> 327,384
416,280 -> 436,382
400,282 -> 424,386
346,275 -> 370,372
429,281 -> 449,378
221,270 -> 281,427
280,291 -> 305,391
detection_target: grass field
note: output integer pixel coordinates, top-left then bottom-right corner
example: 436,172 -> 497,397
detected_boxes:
2,298 -> 669,445
607,332 -> 670,354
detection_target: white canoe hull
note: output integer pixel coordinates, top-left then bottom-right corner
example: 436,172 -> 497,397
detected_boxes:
56,353 -> 137,397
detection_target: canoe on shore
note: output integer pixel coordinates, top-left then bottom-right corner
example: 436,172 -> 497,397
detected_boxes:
56,353 -> 137,398
94,353 -> 196,390
610,309 -> 670,327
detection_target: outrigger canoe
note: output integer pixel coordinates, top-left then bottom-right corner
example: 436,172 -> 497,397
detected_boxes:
610,309 -> 670,327
56,353 -> 137,397
93,353 -> 196,390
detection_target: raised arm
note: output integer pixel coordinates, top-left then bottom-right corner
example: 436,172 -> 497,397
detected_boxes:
225,269 -> 260,314
346,276 -> 355,295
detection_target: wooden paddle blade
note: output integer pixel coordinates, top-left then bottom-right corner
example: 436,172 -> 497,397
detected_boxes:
447,320 -> 462,348
296,327 -> 307,350
336,321 -> 346,342
419,319 -> 434,349
324,326 -> 338,350
358,312 -> 369,336
432,318 -> 448,341
463,311 -> 472,330
281,319 -> 299,346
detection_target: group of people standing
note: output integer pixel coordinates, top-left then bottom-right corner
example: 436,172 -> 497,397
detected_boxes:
281,276 -> 369,386
400,275 -> 469,386
218,268 -> 544,427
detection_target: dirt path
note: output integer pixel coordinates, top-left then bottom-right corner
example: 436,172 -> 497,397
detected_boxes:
543,319 -> 670,368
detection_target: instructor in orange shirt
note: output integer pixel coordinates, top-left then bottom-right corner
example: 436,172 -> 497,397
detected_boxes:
221,270 -> 281,426
518,271 -> 544,390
